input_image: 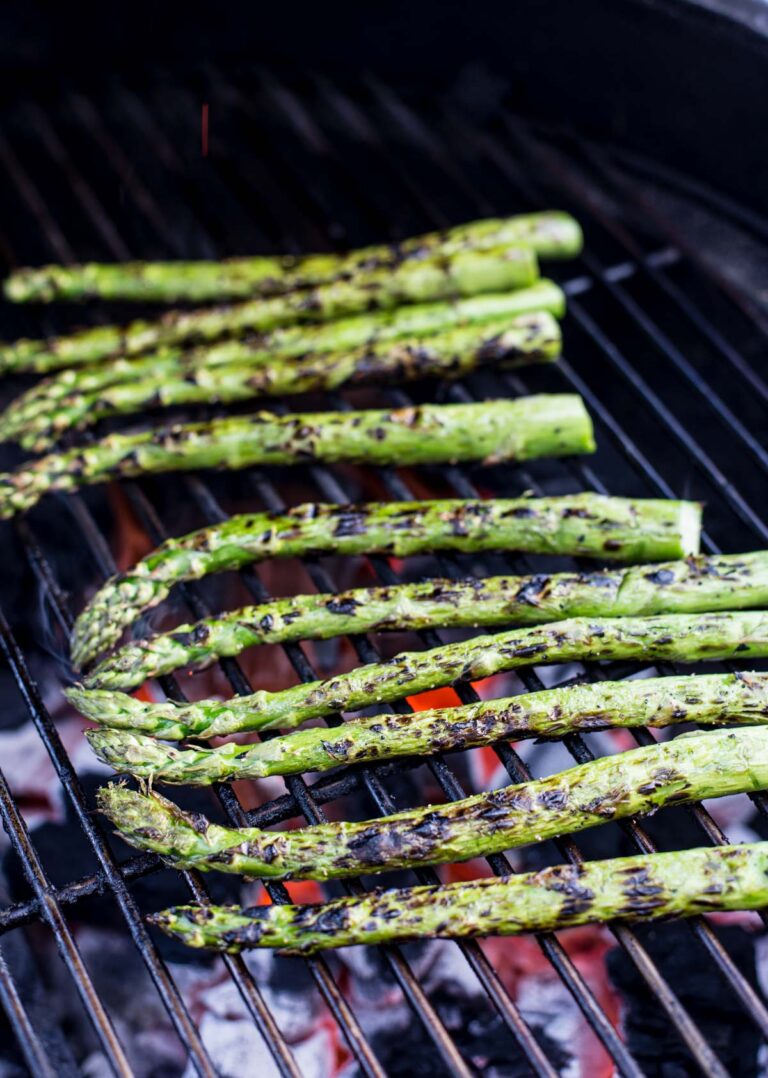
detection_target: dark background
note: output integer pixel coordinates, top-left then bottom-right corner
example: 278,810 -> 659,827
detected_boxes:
0,0 -> 766,219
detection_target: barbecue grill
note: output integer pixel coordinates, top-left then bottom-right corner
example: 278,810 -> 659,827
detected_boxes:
1,2 -> 768,1075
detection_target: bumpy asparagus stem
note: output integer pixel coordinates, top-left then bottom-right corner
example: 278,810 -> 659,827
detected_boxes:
0,279 -> 565,378
0,246 -> 539,372
0,395 -> 594,522
85,552 -> 768,692
4,212 -> 581,303
68,612 -> 768,740
97,727 -> 768,880
2,285 -> 564,427
2,313 -> 561,451
71,494 -> 702,669
150,842 -> 768,954
87,672 -> 768,785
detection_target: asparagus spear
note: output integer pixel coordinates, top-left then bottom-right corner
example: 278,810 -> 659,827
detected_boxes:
0,286 -> 564,432
68,612 -> 768,739
87,672 -> 768,785
0,246 -> 539,372
0,279 -> 565,377
96,727 -> 768,880
85,552 -> 768,692
0,396 -> 594,522
1,313 -> 561,451
4,212 -> 581,303
151,842 -> 768,954
71,494 -> 702,669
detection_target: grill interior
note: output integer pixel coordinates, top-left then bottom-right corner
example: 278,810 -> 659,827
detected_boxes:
0,59 -> 767,1078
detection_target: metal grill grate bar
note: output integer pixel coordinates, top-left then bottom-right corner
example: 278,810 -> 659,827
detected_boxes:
0,605 -> 220,1077
0,928 -> 65,1077
0,751 -> 132,1074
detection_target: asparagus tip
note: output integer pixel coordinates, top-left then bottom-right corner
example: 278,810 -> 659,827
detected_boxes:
145,906 -> 221,949
97,782 -> 182,848
145,905 -> 232,950
87,728 -> 170,776
67,684 -> 140,724
97,782 -> 222,867
149,903 -> 277,952
3,275 -> 26,303
64,684 -> 97,715
96,780 -> 141,815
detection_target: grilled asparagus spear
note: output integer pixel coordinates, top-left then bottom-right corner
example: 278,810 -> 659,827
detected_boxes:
0,396 -> 594,522
71,495 -> 702,669
68,612 -> 768,739
1,312 -> 561,451
87,672 -> 768,785
4,212 -> 581,303
0,246 -> 538,372
151,842 -> 768,954
0,279 -> 565,377
85,552 -> 768,692
97,727 -> 768,880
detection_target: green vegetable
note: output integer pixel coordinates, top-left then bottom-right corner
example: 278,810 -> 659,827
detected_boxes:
149,841 -> 768,954
85,552 -> 768,692
0,279 -> 564,377
68,611 -> 766,740
0,395 -> 594,521
4,212 -> 581,303
96,727 -> 768,880
1,313 -> 561,451
70,494 -> 701,670
0,245 -> 539,371
87,671 -> 768,785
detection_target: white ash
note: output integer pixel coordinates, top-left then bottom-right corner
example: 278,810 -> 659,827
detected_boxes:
44,927 -> 190,1078
199,949 -> 325,1042
702,792 -> 760,845
0,717 -> 99,836
182,1015 -> 335,1078
515,974 -> 579,1078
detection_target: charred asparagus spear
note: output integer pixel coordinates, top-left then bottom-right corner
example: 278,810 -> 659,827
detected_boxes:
0,279 -> 565,377
1,312 -> 561,451
5,212 -> 581,303
71,494 -> 702,669
97,727 -> 768,880
68,612 -> 768,739
85,552 -> 768,692
87,672 -> 768,785
0,396 -> 594,522
0,285 -> 564,433
0,246 -> 539,372
151,842 -> 768,954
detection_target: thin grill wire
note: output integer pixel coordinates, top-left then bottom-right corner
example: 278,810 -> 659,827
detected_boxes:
0,68 -> 765,1078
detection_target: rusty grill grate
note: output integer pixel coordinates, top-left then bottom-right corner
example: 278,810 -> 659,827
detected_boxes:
0,64 -> 767,1078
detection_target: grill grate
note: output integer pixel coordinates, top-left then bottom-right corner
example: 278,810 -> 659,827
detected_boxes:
0,64 -> 767,1078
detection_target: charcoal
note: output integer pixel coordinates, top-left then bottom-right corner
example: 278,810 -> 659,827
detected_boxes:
607,923 -> 763,1077
352,981 -> 569,1077
0,937 -> 79,1078
0,673 -> 38,730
